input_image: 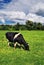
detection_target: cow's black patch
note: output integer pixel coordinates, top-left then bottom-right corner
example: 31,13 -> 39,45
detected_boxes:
6,32 -> 29,51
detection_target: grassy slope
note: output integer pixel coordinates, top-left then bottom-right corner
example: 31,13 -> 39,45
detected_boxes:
0,30 -> 44,65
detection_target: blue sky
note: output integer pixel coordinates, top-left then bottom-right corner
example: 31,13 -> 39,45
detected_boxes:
0,0 -> 44,24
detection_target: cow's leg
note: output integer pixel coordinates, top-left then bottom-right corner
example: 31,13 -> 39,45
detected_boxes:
8,42 -> 14,47
8,42 -> 10,46
14,42 -> 21,48
14,42 -> 17,48
8,42 -> 9,46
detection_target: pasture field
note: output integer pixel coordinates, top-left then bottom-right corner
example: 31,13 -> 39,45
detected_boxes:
0,30 -> 44,65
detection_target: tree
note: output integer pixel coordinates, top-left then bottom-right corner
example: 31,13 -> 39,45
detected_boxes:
41,25 -> 44,30
15,22 -> 20,30
20,25 -> 27,30
26,20 -> 33,30
36,22 -> 42,30
33,22 -> 37,30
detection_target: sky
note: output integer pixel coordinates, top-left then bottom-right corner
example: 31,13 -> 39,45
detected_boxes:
0,0 -> 44,24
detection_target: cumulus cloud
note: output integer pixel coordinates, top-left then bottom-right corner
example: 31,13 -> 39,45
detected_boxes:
0,11 -> 44,24
2,0 -> 44,14
0,11 -> 26,24
0,11 -> 26,19
31,2 -> 44,13
27,13 -> 44,23
0,16 -> 5,23
0,0 -> 44,24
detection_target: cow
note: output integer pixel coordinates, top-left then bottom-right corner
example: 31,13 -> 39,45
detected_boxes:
6,32 -> 29,50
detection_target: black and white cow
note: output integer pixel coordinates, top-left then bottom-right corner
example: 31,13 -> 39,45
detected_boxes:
6,32 -> 29,50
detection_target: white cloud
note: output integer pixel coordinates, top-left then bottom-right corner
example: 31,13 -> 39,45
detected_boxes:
30,2 -> 44,13
0,11 -> 26,19
0,16 -> 5,23
0,11 -> 26,24
27,13 -> 44,23
0,10 -> 44,24
0,0 -> 44,24
2,0 -> 44,14
0,0 -> 44,16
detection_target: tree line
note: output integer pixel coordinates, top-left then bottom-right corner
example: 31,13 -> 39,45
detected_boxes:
0,20 -> 44,30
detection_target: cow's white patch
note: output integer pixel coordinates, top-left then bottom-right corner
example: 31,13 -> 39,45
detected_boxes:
14,33 -> 20,39
14,42 -> 18,47
14,43 -> 17,47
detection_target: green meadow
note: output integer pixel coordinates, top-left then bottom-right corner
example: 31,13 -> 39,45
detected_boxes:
0,30 -> 44,65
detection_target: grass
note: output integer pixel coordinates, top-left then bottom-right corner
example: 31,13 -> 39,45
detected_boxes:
0,30 -> 44,65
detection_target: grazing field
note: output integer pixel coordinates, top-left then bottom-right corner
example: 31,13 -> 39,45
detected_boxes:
0,30 -> 44,65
